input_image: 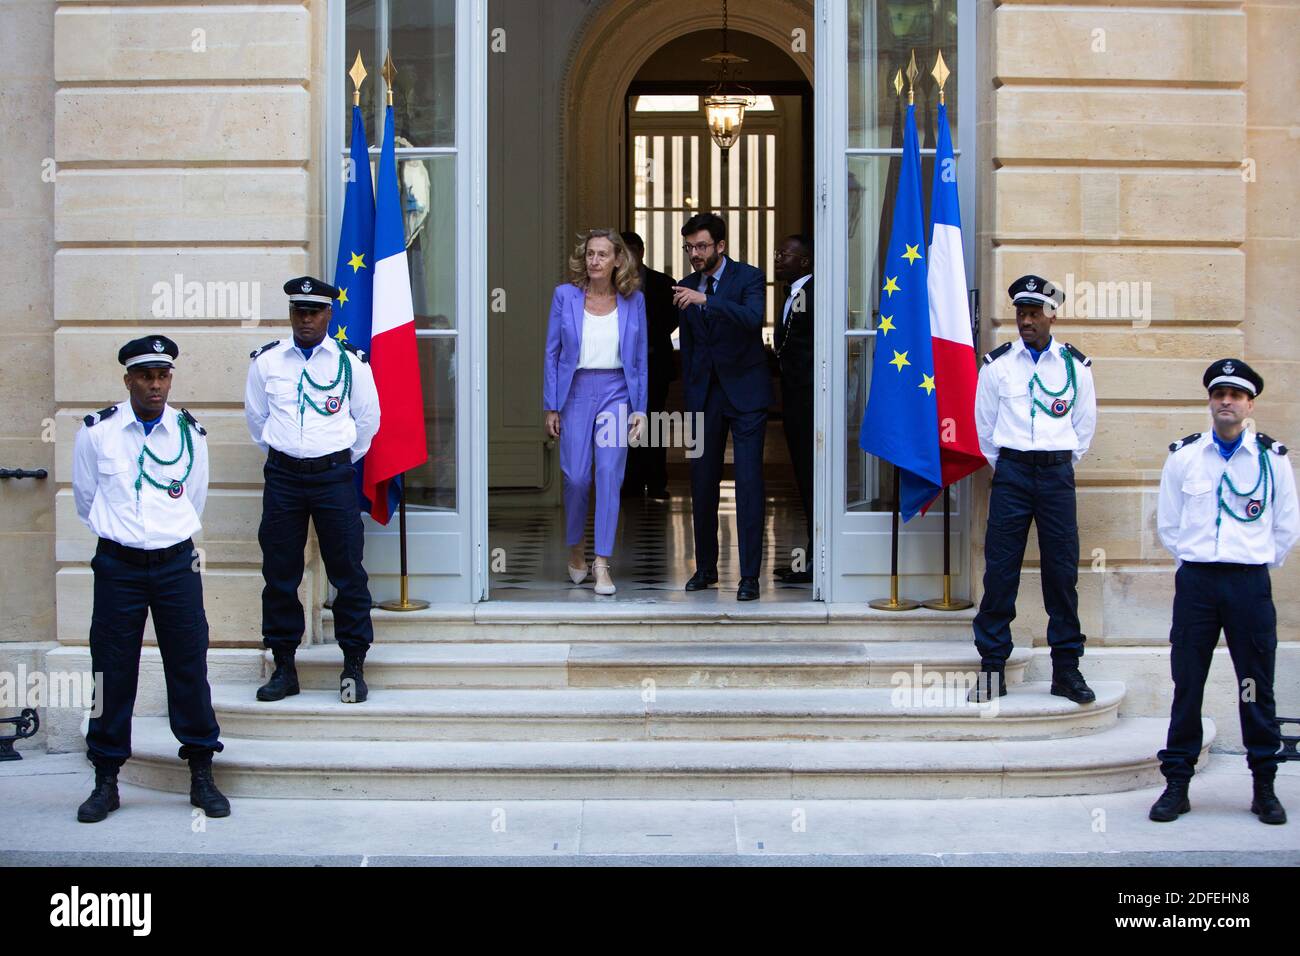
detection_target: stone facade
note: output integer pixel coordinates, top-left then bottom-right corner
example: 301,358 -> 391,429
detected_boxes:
0,0 -> 1295,758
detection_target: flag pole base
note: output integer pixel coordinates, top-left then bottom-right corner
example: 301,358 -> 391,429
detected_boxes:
870,597 -> 921,611
923,574 -> 973,611
869,574 -> 920,611
379,599 -> 430,611
922,597 -> 973,611
379,575 -> 429,612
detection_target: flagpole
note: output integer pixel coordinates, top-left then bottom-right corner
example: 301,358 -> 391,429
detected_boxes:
922,486 -> 972,611
379,473 -> 428,611
870,469 -> 920,611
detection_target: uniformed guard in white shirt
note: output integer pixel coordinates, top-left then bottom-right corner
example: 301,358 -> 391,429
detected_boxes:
246,276 -> 380,704
968,275 -> 1098,704
71,334 -> 229,823
1149,359 -> 1296,825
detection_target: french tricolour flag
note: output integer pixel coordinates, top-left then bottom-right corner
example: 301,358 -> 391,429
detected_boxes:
365,104 -> 429,524
926,101 -> 987,493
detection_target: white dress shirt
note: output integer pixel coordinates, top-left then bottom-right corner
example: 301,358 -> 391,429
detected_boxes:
697,256 -> 727,307
578,308 -> 622,369
1157,429 -> 1299,567
974,336 -> 1097,470
244,337 -> 380,461
781,273 -> 813,330
73,402 -> 208,549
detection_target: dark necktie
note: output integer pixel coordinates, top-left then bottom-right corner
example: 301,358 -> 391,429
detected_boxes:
706,275 -> 716,296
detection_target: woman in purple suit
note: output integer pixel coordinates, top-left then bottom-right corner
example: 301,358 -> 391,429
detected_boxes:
543,229 -> 648,595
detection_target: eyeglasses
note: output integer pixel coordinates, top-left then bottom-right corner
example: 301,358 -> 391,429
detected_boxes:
681,241 -> 716,254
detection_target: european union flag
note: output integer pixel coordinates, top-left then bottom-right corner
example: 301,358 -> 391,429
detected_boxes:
330,104 -> 377,512
858,102 -> 942,521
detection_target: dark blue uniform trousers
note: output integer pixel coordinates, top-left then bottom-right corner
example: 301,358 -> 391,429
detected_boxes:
973,457 -> 1086,666
259,455 -> 373,655
690,377 -> 767,578
1158,561 -> 1281,782
86,542 -> 222,773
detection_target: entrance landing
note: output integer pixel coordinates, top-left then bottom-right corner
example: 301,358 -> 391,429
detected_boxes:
488,477 -> 812,601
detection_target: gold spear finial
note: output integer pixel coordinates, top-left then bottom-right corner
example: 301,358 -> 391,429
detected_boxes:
893,68 -> 903,98
349,52 -> 367,107
906,49 -> 918,106
932,50 -> 950,106
382,51 -> 395,107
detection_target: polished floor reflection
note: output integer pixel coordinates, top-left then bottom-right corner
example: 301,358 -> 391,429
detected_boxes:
488,477 -> 813,602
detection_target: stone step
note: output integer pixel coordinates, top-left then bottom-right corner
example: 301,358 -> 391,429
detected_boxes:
323,601 -> 977,644
119,716 -> 1211,800
286,642 -> 1034,690
208,681 -> 1123,742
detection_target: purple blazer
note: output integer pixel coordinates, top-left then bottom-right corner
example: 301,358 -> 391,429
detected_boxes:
543,282 -> 648,416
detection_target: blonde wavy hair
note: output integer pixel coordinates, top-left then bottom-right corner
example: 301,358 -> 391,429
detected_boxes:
567,228 -> 642,297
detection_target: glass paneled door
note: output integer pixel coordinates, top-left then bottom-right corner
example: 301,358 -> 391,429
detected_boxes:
329,0 -> 488,602
816,0 -> 977,603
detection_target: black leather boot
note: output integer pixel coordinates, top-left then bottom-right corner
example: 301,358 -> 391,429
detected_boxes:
256,647 -> 299,702
1050,665 -> 1096,704
1251,776 -> 1287,825
188,756 -> 231,817
1148,779 -> 1191,822
77,770 -> 120,823
967,664 -> 1007,703
340,649 -> 368,703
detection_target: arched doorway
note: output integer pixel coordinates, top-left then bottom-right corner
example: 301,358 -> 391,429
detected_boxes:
485,0 -> 818,601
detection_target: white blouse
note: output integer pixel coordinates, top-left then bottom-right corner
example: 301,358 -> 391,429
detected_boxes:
578,307 -> 622,369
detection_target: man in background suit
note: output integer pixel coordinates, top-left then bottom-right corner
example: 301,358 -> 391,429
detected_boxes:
672,212 -> 770,601
773,235 -> 814,584
621,230 -> 678,499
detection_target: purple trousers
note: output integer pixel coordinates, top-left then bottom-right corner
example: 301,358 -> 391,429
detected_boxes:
560,368 -> 630,556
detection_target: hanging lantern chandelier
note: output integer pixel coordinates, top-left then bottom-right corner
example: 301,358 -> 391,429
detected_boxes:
701,0 -> 755,150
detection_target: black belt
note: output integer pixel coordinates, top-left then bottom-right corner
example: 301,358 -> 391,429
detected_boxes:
97,537 -> 193,567
1181,561 -> 1267,572
267,449 -> 351,473
999,448 -> 1072,466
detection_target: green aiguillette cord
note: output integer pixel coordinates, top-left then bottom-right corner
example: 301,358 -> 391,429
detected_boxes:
1028,345 -> 1078,440
297,351 -> 352,426
134,411 -> 195,504
1215,440 -> 1274,545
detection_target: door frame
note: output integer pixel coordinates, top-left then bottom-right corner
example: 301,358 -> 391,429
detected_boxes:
815,0 -> 979,604
325,0 -> 489,604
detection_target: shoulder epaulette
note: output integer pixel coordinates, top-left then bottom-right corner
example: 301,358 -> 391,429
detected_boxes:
1169,432 -> 1202,453
340,341 -> 369,364
1063,343 -> 1091,367
181,408 -> 207,436
250,340 -> 280,359
1258,433 -> 1288,456
83,405 -> 119,428
982,342 -> 1013,365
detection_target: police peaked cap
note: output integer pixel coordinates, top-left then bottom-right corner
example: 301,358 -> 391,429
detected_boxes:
118,334 -> 179,369
1204,358 -> 1263,398
284,276 -> 339,310
1008,275 -> 1065,312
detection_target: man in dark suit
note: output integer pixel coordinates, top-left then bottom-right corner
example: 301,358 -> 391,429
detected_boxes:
672,212 -> 770,601
621,230 -> 678,499
773,235 -> 814,584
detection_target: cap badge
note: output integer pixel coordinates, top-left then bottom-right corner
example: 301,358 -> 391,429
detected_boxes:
1223,361 -> 1235,375
153,340 -> 165,353
302,280 -> 313,293
1026,279 -> 1037,292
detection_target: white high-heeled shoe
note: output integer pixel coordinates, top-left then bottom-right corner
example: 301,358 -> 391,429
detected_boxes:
592,561 -> 616,595
567,561 -> 589,584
